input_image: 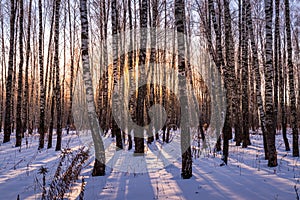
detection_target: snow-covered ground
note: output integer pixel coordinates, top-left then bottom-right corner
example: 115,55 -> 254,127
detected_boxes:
0,129 -> 299,200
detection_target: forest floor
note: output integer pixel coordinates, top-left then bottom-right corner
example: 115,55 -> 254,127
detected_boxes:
0,129 -> 299,200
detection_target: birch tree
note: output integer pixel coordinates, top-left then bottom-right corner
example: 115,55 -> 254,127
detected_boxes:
111,0 -> 123,150
54,0 -> 62,151
80,0 -> 106,176
15,0 -> 24,147
135,0 -> 148,155
275,0 -> 290,151
23,0 -> 33,139
38,0 -> 46,149
3,0 -> 17,143
175,0 -> 192,179
284,0 -> 299,157
245,0 -> 269,157
264,0 -> 277,166
127,0 -> 134,150
241,0 -> 250,148
222,0 -> 236,164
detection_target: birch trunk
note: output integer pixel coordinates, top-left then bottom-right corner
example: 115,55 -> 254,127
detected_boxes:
80,0 -> 106,176
3,0 -> 16,143
16,0 -> 24,147
175,0 -> 192,179
284,0 -> 299,157
54,0 -> 62,151
38,0 -> 45,149
264,0 -> 278,166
